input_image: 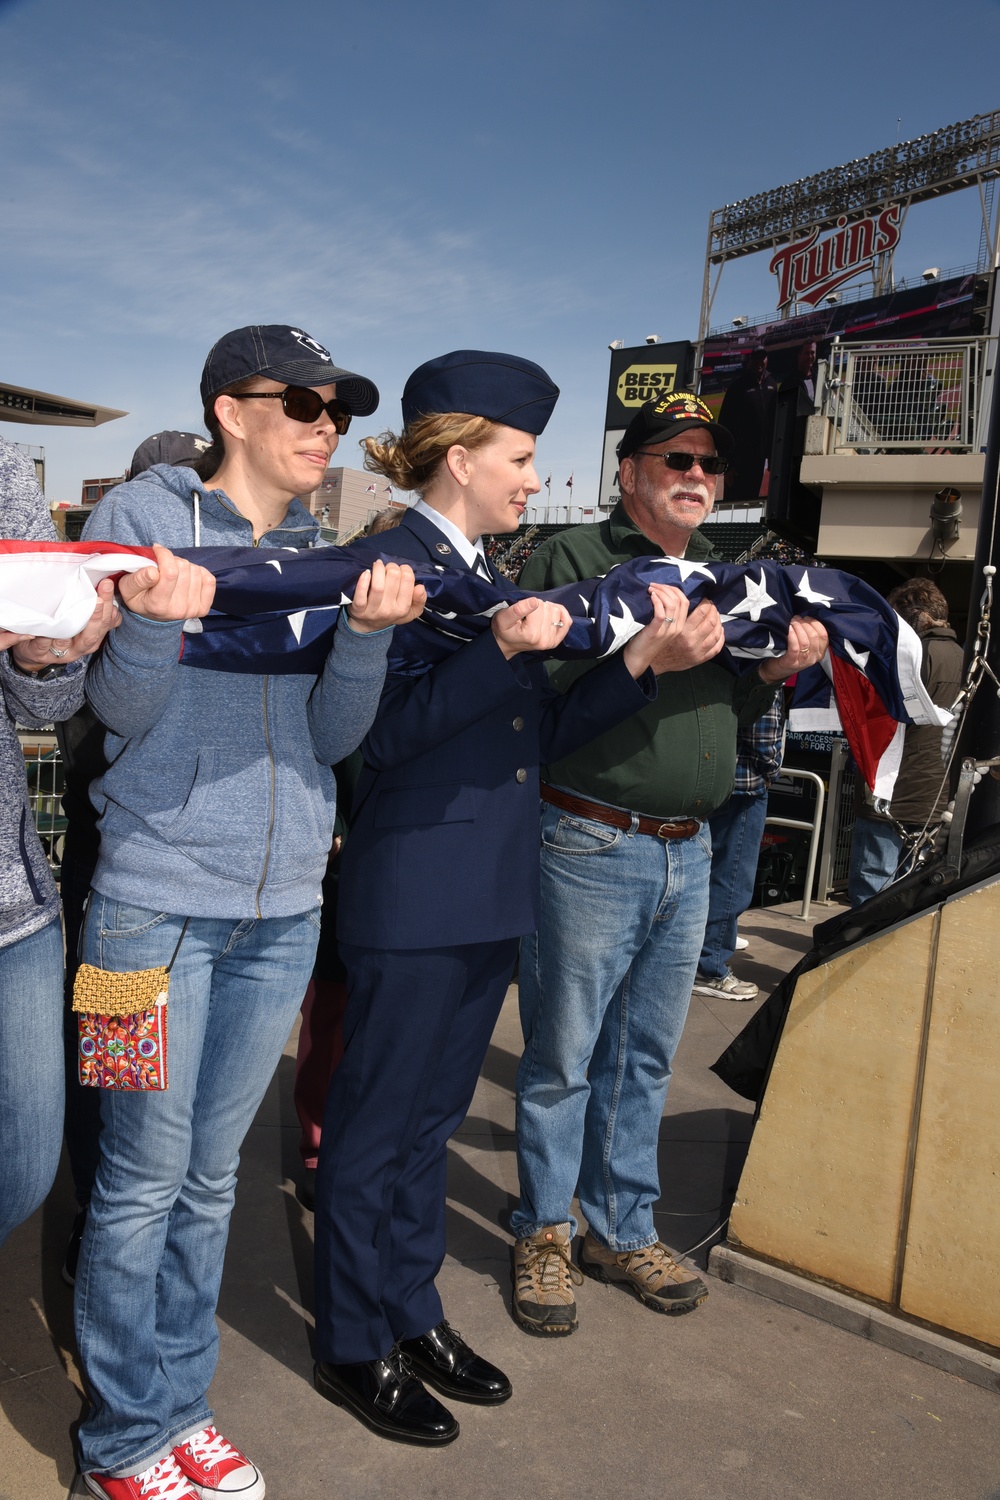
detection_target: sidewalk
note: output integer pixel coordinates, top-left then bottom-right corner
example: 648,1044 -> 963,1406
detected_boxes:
2,902 -> 998,1500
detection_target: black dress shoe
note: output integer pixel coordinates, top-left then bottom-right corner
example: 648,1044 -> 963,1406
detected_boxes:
314,1350 -> 459,1445
398,1321 -> 512,1404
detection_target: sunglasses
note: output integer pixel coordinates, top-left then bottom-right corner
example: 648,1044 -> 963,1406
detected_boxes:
231,386 -> 353,433
632,448 -> 728,476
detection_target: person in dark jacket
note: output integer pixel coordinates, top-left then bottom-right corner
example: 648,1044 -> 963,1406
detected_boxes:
718,346 -> 777,501
311,350 -> 683,1448
848,577 -> 963,906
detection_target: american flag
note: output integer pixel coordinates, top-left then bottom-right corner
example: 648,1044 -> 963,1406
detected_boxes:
0,541 -> 950,798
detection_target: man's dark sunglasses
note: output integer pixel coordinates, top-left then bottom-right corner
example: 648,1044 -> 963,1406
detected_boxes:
232,386 -> 353,433
632,447 -> 729,475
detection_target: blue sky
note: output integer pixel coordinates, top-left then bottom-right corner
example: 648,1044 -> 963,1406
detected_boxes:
3,0 -> 1000,512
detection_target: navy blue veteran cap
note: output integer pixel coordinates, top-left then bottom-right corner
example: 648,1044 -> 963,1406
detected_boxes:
401,350 -> 559,435
617,390 -> 733,461
200,325 -> 379,415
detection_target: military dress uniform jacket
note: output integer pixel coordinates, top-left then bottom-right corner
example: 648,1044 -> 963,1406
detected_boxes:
336,509 -> 656,950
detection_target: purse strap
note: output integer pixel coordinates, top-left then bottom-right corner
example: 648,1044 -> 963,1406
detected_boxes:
79,898 -> 190,973
166,918 -> 190,974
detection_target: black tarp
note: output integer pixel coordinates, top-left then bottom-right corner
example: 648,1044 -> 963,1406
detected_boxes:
711,823 -> 1000,1104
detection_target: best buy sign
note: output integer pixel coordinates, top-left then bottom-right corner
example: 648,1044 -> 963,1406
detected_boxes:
616,364 -> 679,407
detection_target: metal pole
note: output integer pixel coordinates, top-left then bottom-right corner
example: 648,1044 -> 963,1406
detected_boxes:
958,299 -> 1000,836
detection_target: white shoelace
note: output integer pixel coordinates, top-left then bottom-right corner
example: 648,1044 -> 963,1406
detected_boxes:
133,1455 -> 195,1498
183,1427 -> 242,1469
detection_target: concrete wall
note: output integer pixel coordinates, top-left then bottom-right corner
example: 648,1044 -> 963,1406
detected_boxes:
802,453 -> 984,561
305,467 -> 396,537
729,875 -> 1000,1351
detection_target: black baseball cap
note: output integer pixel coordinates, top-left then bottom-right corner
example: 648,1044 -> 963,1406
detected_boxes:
200,325 -> 379,415
617,390 -> 733,461
401,350 -> 559,435
128,430 -> 211,480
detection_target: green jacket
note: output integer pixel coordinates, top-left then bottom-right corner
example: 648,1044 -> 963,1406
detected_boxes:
519,504 -> 777,818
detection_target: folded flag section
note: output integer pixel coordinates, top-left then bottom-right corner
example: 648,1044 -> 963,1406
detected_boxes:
0,541 -> 950,799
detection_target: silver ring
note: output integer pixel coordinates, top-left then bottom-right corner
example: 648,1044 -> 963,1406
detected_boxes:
664,616 -> 675,624
49,647 -> 70,658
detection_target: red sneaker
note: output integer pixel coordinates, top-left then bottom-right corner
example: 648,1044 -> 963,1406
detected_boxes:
84,1455 -> 199,1498
173,1427 -> 265,1499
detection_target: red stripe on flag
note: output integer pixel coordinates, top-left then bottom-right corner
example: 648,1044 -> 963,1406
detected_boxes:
829,652 -> 898,791
0,540 -> 156,561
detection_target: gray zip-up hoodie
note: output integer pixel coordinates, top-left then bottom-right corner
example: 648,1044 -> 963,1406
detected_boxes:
82,464 -> 391,919
0,435 -> 90,946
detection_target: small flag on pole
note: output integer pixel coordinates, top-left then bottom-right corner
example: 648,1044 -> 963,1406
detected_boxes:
545,475 -> 552,493
365,483 -> 377,494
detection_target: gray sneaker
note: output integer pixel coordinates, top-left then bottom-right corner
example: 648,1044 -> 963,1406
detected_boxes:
692,970 -> 759,1001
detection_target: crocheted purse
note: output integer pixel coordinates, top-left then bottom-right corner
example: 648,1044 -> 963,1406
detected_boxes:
72,919 -> 188,1090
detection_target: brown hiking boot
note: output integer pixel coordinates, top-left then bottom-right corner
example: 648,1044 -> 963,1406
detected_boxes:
579,1232 -> 708,1316
512,1224 -> 583,1337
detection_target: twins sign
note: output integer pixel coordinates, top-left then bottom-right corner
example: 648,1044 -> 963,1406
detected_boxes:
769,203 -> 903,310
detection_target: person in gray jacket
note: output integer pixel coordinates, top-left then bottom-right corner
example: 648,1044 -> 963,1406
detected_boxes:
73,327 -> 425,1500
0,435 -> 119,1245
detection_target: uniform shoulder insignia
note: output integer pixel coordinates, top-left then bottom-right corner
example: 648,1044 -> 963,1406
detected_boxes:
434,541 -> 452,555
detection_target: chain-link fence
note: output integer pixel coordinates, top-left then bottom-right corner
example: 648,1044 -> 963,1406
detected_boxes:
827,338 -> 988,453
19,731 -> 66,873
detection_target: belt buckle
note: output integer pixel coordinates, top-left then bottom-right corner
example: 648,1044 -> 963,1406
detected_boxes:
655,822 -> 675,840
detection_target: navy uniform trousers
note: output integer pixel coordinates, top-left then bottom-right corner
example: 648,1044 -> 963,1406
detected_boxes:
314,938 -> 517,1360
312,510 -> 654,1364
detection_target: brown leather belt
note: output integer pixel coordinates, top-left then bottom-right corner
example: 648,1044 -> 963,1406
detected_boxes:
540,784 -> 701,841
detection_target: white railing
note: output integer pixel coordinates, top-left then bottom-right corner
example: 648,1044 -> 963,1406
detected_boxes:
765,767 -> 826,921
822,336 -> 992,453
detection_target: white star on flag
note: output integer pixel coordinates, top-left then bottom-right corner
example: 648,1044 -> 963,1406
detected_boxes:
287,604 -> 341,643
266,559 -> 282,572
287,610 -> 306,643
843,639 -> 870,670
599,599 -> 644,656
725,569 -> 778,622
796,571 -> 833,607
727,633 -> 780,659
671,558 -> 717,582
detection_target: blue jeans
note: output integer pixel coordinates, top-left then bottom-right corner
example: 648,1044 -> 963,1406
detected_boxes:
74,896 -> 320,1478
512,806 -> 711,1251
697,791 -> 769,980
0,917 -> 65,1246
848,815 -> 903,908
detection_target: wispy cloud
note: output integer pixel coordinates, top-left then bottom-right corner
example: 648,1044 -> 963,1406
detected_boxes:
1,83 -> 587,351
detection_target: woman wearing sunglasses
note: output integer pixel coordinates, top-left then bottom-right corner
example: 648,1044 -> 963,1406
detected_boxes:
75,326 -> 425,1500
309,350 -> 687,1447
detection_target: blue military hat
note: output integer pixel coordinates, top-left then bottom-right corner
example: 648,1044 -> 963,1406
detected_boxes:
401,350 -> 559,434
